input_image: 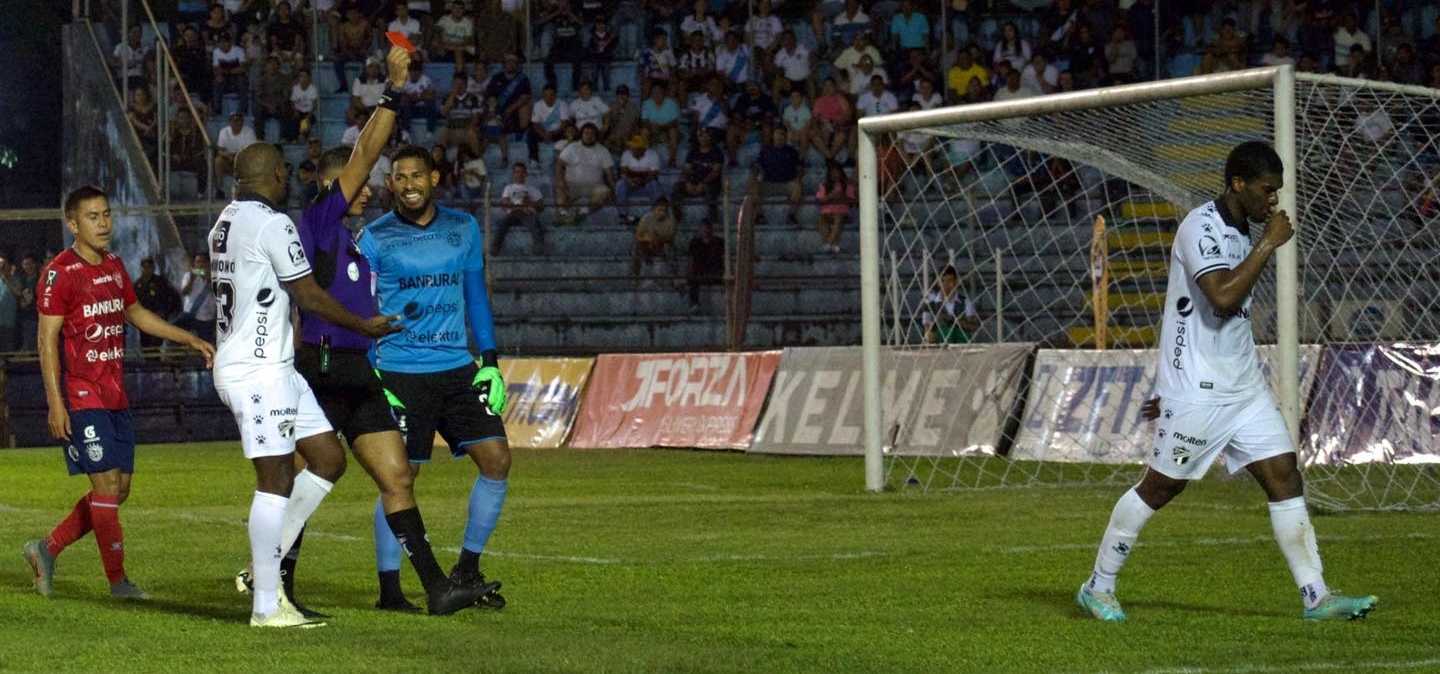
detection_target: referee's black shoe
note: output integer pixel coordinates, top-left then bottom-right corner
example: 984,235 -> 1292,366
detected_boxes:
449,567 -> 507,609
427,577 -> 501,616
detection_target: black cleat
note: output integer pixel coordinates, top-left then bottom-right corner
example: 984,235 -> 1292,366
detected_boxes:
427,578 -> 501,616
375,596 -> 423,613
449,567 -> 506,610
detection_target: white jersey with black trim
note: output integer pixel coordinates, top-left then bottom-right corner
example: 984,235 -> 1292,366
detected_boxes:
208,196 -> 312,384
1155,199 -> 1267,404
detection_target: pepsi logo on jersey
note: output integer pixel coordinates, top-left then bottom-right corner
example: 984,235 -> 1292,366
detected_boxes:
84,322 -> 125,342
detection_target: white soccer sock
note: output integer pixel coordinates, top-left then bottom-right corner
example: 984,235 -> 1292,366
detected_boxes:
1087,487 -> 1157,594
1268,496 -> 1327,609
277,469 -> 335,557
249,491 -> 289,616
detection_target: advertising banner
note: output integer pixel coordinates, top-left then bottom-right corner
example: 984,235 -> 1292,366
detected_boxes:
499,358 -> 595,449
748,344 -> 1033,456
1302,343 -> 1440,466
568,351 -> 782,449
1012,346 -> 1320,464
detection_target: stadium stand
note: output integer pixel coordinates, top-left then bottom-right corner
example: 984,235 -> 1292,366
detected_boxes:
71,0 -> 1440,353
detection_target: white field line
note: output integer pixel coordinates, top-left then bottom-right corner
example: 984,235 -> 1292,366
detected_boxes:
1071,658 -> 1440,674
2,502 -> 875,566
996,532 -> 1434,555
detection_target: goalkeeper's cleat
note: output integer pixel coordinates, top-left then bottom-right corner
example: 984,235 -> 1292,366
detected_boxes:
1303,593 -> 1378,621
22,540 -> 56,598
1076,585 -> 1127,621
235,565 -> 253,594
110,578 -> 150,600
427,578 -> 501,616
251,602 -> 326,628
449,566 -> 506,609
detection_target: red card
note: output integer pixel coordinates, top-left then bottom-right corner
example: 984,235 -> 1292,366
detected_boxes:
385,30 -> 416,52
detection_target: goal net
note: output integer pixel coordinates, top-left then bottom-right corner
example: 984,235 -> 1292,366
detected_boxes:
858,67 -> 1440,511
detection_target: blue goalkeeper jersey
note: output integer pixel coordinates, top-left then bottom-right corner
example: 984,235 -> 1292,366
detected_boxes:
358,204 -> 495,373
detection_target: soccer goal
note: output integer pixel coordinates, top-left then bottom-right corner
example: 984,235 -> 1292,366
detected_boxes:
856,65 -> 1440,511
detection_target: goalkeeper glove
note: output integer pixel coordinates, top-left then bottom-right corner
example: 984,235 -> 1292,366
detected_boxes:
472,351 -> 507,416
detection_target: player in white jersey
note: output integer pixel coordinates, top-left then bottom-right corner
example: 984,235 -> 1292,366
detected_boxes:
209,143 -> 398,628
1075,141 -> 1378,622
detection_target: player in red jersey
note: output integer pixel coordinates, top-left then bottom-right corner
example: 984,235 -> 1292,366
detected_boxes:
21,186 -> 216,599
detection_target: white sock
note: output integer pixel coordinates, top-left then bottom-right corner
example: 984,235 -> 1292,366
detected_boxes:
278,469 -> 335,556
1087,487 -> 1157,595
1268,496 -> 1327,609
249,491 -> 289,616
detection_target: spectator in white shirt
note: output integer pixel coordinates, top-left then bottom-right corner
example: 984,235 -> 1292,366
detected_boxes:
1020,52 -> 1059,95
112,24 -> 149,91
555,123 -> 616,224
771,30 -> 815,102
432,1 -> 475,70
528,84 -> 572,167
388,4 -> 426,57
569,81 -> 609,135
856,74 -> 898,117
213,113 -> 258,197
210,33 -> 249,115
351,59 -> 387,111
493,162 -> 548,255
286,70 -> 320,142
615,134 -> 664,223
1333,12 -> 1371,68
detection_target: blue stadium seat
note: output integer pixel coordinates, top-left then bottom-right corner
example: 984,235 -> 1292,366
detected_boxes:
319,94 -> 350,118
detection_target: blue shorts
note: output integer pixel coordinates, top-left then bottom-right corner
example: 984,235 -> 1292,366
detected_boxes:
64,409 -> 136,476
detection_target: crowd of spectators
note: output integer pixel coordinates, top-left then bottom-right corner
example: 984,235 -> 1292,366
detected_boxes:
100,0 -> 1440,273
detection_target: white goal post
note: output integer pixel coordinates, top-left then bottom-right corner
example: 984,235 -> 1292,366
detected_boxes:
855,65 -> 1440,508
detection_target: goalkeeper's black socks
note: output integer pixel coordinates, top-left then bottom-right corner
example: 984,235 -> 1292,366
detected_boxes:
385,507 -> 447,596
455,548 -> 482,580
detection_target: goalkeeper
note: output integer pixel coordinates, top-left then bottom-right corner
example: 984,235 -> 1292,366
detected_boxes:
358,145 -> 511,608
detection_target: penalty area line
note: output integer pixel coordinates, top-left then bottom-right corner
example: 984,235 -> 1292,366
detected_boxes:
1072,657 -> 1440,674
997,532 -> 1434,554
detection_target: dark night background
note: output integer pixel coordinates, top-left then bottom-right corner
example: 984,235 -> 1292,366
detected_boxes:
0,2 -> 67,207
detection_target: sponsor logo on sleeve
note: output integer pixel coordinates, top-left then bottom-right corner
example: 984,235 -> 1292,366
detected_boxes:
288,241 -> 306,265
1199,235 -> 1222,259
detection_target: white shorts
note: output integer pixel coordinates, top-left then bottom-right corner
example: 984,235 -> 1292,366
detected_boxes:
1149,390 -> 1295,480
216,371 -> 333,460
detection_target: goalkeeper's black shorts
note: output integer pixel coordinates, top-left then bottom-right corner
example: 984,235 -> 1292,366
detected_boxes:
376,362 -> 508,462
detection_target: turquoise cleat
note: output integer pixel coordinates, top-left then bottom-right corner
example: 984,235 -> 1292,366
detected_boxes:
22,540 -> 55,598
1304,593 -> 1378,621
1076,584 -> 1127,621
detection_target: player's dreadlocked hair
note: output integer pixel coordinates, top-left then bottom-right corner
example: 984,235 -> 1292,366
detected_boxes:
1223,141 -> 1283,188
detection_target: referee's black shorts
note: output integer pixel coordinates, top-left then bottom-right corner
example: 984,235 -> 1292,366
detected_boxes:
375,362 -> 508,463
294,343 -> 399,441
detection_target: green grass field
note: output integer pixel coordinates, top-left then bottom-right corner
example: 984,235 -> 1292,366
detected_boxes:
2,444 -> 1437,674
